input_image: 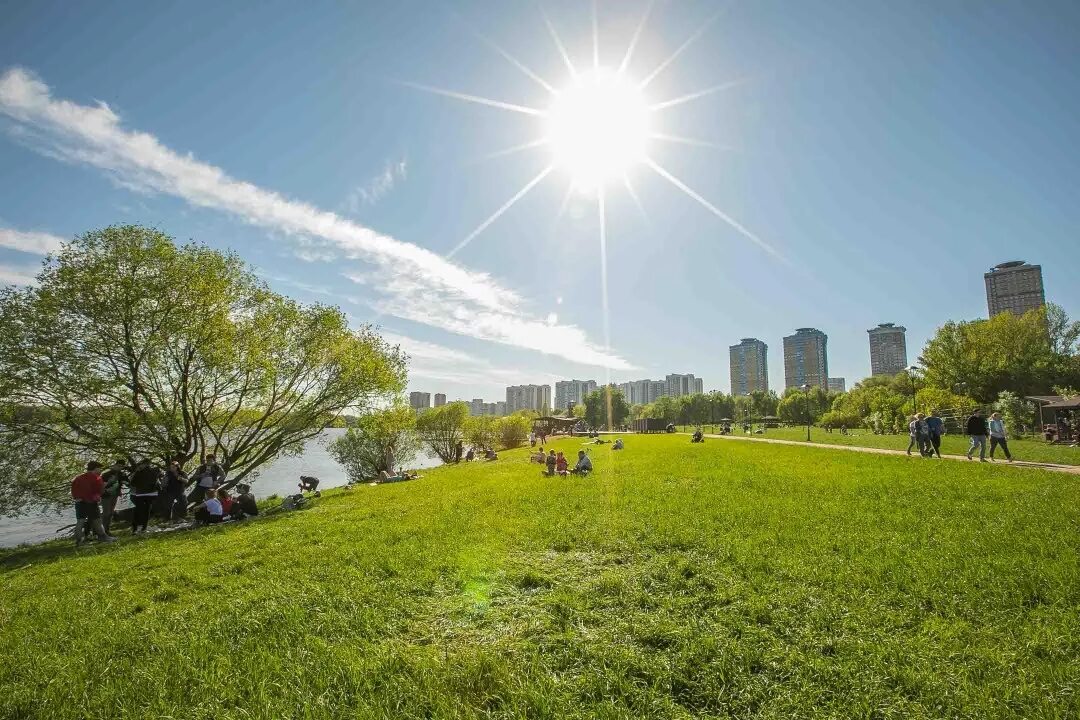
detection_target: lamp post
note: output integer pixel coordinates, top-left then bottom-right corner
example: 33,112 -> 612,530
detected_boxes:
800,383 -> 811,442
907,366 -> 919,415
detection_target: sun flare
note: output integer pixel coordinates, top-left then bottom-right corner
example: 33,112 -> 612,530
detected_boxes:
545,68 -> 651,189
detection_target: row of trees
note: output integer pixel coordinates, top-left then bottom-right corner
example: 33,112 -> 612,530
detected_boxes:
328,401 -> 535,483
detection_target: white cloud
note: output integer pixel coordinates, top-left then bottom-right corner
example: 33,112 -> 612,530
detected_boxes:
345,158 -> 407,211
378,331 -> 529,387
0,67 -> 633,370
0,263 -> 38,286
0,228 -> 65,255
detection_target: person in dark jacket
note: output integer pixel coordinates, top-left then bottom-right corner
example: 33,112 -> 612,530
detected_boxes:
965,409 -> 989,462
232,484 -> 259,519
924,411 -> 945,459
99,459 -> 128,535
128,459 -> 162,534
164,460 -> 188,520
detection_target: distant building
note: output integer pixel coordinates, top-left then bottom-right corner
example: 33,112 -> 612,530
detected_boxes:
867,323 -> 908,376
783,328 -> 828,389
617,379 -> 669,405
469,398 -> 484,416
666,373 -> 704,398
505,384 -> 551,414
827,377 -> 846,393
554,379 -> 597,410
729,338 -> 769,395
434,393 -> 446,407
984,260 -> 1045,316
409,391 -> 431,410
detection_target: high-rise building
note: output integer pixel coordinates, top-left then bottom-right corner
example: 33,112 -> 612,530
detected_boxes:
783,328 -> 828,389
469,398 -> 484,416
666,373 -> 704,398
867,323 -> 908,376
729,338 -> 769,395
434,393 -> 446,407
554,379 -> 597,410
984,261 -> 1045,316
617,379 -> 669,405
827,377 -> 846,393
505,384 -> 551,414
409,391 -> 431,410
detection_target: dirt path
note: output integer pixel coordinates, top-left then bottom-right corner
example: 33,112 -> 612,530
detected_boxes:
696,432 -> 1080,475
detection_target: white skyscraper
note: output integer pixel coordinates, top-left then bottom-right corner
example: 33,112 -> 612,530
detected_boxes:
554,379 -> 598,410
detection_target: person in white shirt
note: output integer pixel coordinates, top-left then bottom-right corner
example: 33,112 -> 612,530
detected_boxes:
988,412 -> 1013,462
571,450 -> 593,475
195,488 -> 224,526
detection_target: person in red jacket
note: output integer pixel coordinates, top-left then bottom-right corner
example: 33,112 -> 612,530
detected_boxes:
71,461 -> 115,546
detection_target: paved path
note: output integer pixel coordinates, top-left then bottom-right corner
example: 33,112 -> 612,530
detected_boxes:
695,433 -> 1080,476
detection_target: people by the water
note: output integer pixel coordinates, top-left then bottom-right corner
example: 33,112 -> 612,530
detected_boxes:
100,459 -> 127,535
484,448 -> 498,461
217,489 -> 234,516
194,488 -> 224,526
129,459 -> 162,534
164,460 -> 188,519
232,484 -> 259,519
298,475 -> 320,495
465,448 -> 475,462
70,461 -> 115,546
455,440 -> 464,463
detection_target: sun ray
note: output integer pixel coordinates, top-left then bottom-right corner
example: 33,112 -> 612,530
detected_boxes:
597,187 -> 613,421
650,132 -> 734,152
479,34 -> 557,95
592,0 -> 601,70
649,80 -> 745,112
554,181 -> 575,224
399,80 -> 544,116
541,7 -> 578,79
622,175 -> 649,222
639,7 -> 726,89
477,137 -> 549,163
645,157 -> 783,260
449,165 -> 555,258
617,0 -> 655,76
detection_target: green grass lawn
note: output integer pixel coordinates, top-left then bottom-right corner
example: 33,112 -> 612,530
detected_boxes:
2,436 -> 1079,719
678,424 -> 1080,466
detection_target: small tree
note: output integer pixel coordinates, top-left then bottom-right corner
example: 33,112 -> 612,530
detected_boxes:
415,402 -> 469,463
465,415 -> 500,452
994,390 -> 1034,435
583,386 -> 630,430
499,414 -> 531,449
327,404 -> 417,483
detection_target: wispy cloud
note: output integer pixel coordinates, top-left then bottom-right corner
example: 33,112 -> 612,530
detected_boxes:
0,263 -> 38,286
345,158 -> 407,212
0,227 -> 65,255
0,67 -> 633,370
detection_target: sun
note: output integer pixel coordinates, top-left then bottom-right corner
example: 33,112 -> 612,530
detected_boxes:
545,68 -> 651,189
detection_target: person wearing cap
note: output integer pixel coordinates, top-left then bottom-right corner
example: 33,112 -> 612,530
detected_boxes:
71,461 -> 115,546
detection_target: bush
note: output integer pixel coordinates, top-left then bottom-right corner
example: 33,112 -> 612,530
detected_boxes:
498,415 -> 531,449
328,404 -> 417,482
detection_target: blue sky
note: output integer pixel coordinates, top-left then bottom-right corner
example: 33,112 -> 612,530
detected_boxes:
2,0 -> 1078,402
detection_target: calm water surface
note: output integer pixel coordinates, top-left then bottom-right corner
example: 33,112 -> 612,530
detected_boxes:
0,429 -> 441,548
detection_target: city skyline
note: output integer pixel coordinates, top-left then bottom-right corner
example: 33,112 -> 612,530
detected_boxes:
2,3 -> 1078,404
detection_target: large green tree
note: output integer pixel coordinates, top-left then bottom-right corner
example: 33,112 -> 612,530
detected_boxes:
0,225 -> 406,515
583,386 -> 630,430
415,402 -> 469,463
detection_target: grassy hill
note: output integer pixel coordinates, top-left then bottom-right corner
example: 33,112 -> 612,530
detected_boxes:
2,436 -> 1079,719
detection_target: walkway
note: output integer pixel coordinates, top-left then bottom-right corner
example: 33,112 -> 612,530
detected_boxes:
696,433 -> 1080,476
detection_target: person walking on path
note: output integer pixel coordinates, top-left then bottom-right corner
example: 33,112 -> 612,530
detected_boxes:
988,412 -> 1014,462
129,459 -> 162,534
907,414 -> 929,456
99,459 -> 128,535
71,461 -> 114,546
925,411 -> 945,459
965,409 -> 989,462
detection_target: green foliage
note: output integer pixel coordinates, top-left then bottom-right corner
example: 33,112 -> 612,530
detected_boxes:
993,391 -> 1034,435
465,415 -> 501,452
777,386 -> 831,425
327,404 -> 417,482
498,414 -> 531,450
583,386 -> 630,429
0,225 -> 405,513
3,436 -> 1080,718
415,402 -> 469,462
920,305 -> 1080,402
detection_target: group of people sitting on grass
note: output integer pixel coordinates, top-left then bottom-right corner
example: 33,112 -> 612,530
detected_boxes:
531,448 -> 594,476
69,453 -> 264,545
906,408 -> 1015,462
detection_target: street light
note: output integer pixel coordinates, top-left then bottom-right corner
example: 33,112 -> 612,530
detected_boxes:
907,365 -> 919,414
800,383 -> 811,442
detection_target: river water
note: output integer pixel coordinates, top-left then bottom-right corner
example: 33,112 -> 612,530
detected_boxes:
0,429 -> 442,548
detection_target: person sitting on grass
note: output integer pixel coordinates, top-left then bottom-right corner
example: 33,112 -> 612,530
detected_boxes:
298,476 -> 320,495
691,428 -> 704,443
545,450 -> 557,476
613,438 -> 624,450
532,446 -> 546,463
555,451 -> 569,475
571,450 -> 593,475
218,489 -> 234,516
465,448 -> 475,462
194,488 -> 223,526
232,484 -> 258,519
485,448 -> 498,461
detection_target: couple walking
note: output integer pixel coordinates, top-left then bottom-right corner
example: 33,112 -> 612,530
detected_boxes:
907,411 -> 944,458
965,408 -> 1013,462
